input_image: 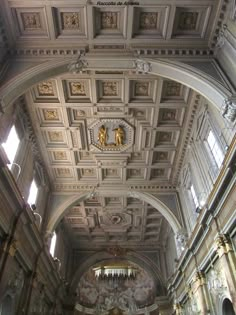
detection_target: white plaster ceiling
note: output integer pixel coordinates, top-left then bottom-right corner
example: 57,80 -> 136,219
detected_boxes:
0,0 -> 221,250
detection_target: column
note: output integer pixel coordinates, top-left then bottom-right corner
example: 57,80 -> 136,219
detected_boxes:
192,271 -> 211,315
215,234 -> 236,312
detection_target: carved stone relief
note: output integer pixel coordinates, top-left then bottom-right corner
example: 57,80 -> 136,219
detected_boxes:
140,12 -> 158,29
43,109 -> 59,120
75,110 -> 86,118
161,109 -> 177,121
101,12 -> 118,29
57,168 -> 71,176
163,81 -> 181,97
135,82 -> 149,96
133,60 -> 152,74
152,169 -> 165,177
62,12 -> 80,29
38,81 -> 54,95
21,13 -> 41,29
178,12 -> 198,30
156,132 -> 172,144
48,131 -> 64,142
102,82 -> 118,96
53,151 -> 67,160
70,82 -> 86,95
221,96 -> 236,123
153,152 -> 168,163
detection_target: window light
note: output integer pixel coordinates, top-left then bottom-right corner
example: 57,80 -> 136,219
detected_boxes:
207,130 -> 224,168
190,184 -> 199,208
28,179 -> 38,206
50,232 -> 57,257
2,126 -> 20,167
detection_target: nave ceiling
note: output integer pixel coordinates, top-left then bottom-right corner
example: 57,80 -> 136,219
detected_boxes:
0,0 -> 230,298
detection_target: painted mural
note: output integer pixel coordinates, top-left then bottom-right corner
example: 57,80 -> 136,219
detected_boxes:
77,261 -> 156,312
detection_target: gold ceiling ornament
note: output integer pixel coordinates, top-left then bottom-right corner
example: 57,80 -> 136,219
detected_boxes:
89,119 -> 134,152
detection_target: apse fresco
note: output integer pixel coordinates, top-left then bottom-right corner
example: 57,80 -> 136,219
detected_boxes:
77,262 -> 156,309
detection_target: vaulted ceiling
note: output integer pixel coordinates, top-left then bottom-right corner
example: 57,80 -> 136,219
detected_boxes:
0,0 -> 225,271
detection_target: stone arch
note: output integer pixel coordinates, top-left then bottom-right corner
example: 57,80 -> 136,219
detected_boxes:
0,57 -> 232,114
46,190 -> 182,235
70,250 -> 166,294
217,294 -> 236,315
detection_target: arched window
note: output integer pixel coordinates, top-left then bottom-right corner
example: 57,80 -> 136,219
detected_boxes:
222,298 -> 236,315
27,179 -> 38,206
2,125 -> 20,168
0,295 -> 13,315
50,232 -> 57,257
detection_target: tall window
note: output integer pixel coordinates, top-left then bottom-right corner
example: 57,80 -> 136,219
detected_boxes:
206,130 -> 224,168
2,125 -> 20,167
190,184 -> 199,208
28,179 -> 38,205
50,232 -> 57,257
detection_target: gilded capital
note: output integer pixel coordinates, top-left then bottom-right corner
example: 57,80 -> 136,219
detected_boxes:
215,234 -> 233,255
194,271 -> 206,286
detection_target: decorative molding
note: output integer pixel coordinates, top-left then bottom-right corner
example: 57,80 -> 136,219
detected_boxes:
133,59 -> 152,74
17,96 -> 49,186
173,94 -> 201,184
88,118 -> 134,153
53,184 -> 176,192
67,53 -> 88,74
214,24 -> 228,53
10,47 -> 215,58
221,96 -> 236,123
175,228 -> 188,256
210,0 -> 230,50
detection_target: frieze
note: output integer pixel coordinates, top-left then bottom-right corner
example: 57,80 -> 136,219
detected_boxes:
11,47 -> 214,58
53,184 -> 176,191
88,119 -> 134,152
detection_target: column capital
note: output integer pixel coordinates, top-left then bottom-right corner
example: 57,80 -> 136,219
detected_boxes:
193,271 -> 206,287
215,234 -> 233,256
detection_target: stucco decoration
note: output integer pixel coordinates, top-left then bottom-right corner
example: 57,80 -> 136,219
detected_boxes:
68,53 -> 88,74
77,261 -> 156,311
221,96 -> 236,123
133,60 -> 152,74
88,119 -> 134,152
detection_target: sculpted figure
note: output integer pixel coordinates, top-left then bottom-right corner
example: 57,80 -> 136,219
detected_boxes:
113,126 -> 125,146
98,125 -> 107,146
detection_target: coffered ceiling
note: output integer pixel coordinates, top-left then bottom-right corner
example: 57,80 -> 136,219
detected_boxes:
24,70 -> 197,250
1,0 -> 223,53
25,72 -> 198,190
0,0 -> 220,252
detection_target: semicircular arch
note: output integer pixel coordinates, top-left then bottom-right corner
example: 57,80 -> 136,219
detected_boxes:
47,190 -> 182,235
70,250 -> 166,294
0,57 -> 232,114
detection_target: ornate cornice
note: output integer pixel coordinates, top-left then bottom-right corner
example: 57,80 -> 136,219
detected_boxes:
17,96 -> 50,186
210,0 -> 230,50
53,184 -> 176,192
10,47 -> 214,59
